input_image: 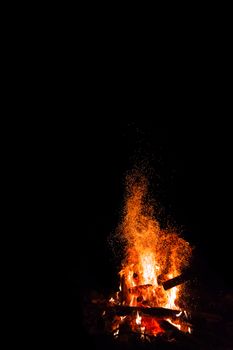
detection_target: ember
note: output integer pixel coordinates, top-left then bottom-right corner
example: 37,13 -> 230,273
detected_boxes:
102,171 -> 193,340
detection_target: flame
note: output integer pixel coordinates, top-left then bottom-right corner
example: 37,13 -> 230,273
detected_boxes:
111,172 -> 192,337
140,251 -> 158,286
136,311 -> 142,325
113,329 -> 119,338
166,318 -> 181,330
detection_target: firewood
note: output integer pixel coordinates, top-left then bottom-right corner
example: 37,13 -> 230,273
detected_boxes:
162,271 -> 191,290
128,284 -> 152,294
189,311 -> 223,324
108,305 -> 181,318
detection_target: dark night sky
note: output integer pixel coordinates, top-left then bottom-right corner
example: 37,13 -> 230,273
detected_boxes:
46,121 -> 232,344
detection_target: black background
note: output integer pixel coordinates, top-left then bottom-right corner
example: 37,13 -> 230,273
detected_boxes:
43,121 -> 232,345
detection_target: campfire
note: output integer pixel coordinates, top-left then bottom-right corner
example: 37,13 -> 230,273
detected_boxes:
80,166 -> 233,349
90,172 -> 194,343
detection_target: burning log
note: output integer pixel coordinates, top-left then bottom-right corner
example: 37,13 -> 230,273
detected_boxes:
108,305 -> 181,318
128,284 -> 152,294
162,270 -> 193,290
188,311 -> 223,325
157,320 -> 202,349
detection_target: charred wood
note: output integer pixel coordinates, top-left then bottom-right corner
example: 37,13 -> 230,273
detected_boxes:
108,305 -> 181,318
162,270 -> 193,290
128,284 -> 152,294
